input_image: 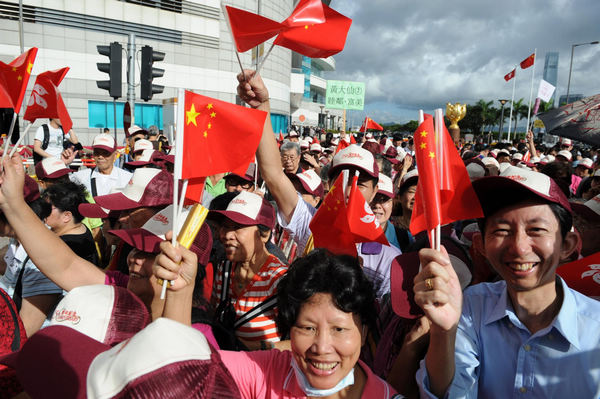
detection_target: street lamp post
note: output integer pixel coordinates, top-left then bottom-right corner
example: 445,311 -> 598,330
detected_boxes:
566,41 -> 599,104
498,99 -> 509,143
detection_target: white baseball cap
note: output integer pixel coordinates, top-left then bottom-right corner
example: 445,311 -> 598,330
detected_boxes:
557,150 -> 573,161
329,144 -> 379,178
92,133 -> 116,153
377,173 -> 394,198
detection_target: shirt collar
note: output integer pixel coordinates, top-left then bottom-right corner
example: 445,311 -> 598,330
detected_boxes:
483,277 -> 581,349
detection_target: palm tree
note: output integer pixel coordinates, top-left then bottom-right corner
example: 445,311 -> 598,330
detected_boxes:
510,98 -> 524,134
476,99 -> 495,135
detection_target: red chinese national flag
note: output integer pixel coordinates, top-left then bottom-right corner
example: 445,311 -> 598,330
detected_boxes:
309,173 -> 357,256
359,117 -> 384,132
0,83 -> 13,109
224,6 -> 283,52
409,117 -> 483,235
183,177 -> 206,206
224,0 -> 327,53
0,47 -> 38,112
274,2 -> 352,58
556,252 -> 600,298
520,53 -> 535,69
181,90 -> 267,179
345,175 -> 388,245
24,67 -> 72,133
504,68 -> 516,82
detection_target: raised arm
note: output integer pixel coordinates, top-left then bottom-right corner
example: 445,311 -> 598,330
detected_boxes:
0,154 -> 105,291
236,70 -> 299,223
413,246 -> 463,397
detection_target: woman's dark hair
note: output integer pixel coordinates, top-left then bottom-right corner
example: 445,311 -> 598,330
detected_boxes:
41,181 -> 88,223
276,249 -> 376,338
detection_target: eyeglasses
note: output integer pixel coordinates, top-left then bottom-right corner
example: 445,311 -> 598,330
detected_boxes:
281,155 -> 298,161
93,149 -> 113,157
225,179 -> 253,189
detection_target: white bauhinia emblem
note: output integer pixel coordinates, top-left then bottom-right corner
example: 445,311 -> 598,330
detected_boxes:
581,264 -> 600,285
359,201 -> 380,228
28,83 -> 48,109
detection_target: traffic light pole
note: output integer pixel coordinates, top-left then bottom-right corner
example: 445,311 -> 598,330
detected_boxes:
127,33 -> 136,128
113,99 -> 117,142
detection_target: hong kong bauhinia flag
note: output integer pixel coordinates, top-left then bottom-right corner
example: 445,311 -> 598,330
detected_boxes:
179,90 -> 267,179
504,68 -> 516,82
557,252 -> 600,298
520,53 -> 535,69
24,67 -> 72,133
345,175 -> 389,245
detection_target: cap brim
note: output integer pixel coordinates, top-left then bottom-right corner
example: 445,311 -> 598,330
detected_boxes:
93,145 -> 116,153
124,161 -> 155,168
44,169 -> 71,179
390,253 -> 423,319
78,203 -> 115,218
0,325 -> 108,399
472,175 -> 572,215
570,202 -> 600,222
95,192 -> 142,211
109,228 -> 162,253
208,210 -> 259,227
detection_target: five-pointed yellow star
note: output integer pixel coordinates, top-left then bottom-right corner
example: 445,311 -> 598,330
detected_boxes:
26,62 -> 33,74
420,143 -> 427,149
186,104 -> 200,126
210,112 -> 216,118
203,131 -> 208,138
207,122 -> 212,129
17,75 -> 22,81
304,25 -> 308,29
207,103 -> 213,110
421,130 -> 428,137
334,206 -> 338,211
429,151 -> 435,158
11,67 -> 16,72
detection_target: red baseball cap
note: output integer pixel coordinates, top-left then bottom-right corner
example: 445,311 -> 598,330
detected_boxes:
35,157 -> 70,179
93,168 -> 173,211
208,190 -> 275,229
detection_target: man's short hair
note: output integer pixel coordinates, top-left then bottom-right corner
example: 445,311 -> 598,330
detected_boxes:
280,141 -> 301,155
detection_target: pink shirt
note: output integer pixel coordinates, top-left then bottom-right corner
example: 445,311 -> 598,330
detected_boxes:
219,349 -> 397,398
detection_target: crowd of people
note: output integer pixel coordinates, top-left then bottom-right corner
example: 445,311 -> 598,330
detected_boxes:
0,70 -> 598,398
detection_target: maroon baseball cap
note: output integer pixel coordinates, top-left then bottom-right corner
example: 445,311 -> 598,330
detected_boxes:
35,157 -> 70,180
472,165 -> 572,216
329,144 -> 379,179
287,169 -> 324,198
92,133 -> 117,153
0,318 -> 241,399
208,191 -> 275,229
124,149 -> 161,169
109,205 -> 213,266
93,168 -> 173,211
23,175 -> 40,203
383,146 -> 399,164
225,163 -> 256,183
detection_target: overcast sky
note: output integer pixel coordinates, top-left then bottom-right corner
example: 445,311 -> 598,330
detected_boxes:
331,0 -> 600,125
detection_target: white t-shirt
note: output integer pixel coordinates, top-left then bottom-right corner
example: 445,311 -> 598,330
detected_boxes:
70,167 -> 133,197
34,124 -> 71,159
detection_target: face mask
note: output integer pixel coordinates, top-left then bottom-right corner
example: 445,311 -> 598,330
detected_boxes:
290,356 -> 355,397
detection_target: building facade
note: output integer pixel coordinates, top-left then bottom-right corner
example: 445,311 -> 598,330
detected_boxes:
1,0 -> 343,146
543,52 -> 559,106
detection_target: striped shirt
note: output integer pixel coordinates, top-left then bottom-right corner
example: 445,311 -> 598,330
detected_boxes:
212,255 -> 287,342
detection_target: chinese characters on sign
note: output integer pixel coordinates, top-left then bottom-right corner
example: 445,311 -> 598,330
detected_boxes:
325,80 -> 365,110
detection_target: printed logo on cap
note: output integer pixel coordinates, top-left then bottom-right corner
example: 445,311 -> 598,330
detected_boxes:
227,191 -> 262,220
53,308 -> 81,324
501,166 -> 552,198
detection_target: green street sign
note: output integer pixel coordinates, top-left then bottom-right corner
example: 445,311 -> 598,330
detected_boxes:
325,80 -> 365,110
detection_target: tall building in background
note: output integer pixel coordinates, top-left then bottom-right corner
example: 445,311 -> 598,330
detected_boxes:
0,0 -> 343,145
543,52 -> 559,106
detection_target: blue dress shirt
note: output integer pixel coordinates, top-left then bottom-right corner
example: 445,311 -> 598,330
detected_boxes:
417,277 -> 600,398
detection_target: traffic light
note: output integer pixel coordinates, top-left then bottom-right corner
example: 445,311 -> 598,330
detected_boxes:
140,45 -> 165,101
96,42 -> 122,99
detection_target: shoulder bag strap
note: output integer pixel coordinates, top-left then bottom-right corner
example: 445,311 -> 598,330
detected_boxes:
233,295 -> 278,330
90,168 -> 98,197
12,255 -> 30,312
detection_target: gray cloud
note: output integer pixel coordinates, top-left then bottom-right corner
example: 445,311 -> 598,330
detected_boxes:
331,0 -> 600,122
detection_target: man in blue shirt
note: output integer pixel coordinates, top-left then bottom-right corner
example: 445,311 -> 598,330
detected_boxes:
414,165 -> 600,398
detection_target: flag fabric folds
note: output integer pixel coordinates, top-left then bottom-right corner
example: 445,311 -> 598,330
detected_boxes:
520,52 -> 535,69
309,173 -> 357,256
504,69 -> 516,82
537,94 -> 600,147
24,67 -> 72,133
224,0 -> 351,58
0,47 -> 38,112
345,175 -> 389,245
409,116 -> 484,235
556,252 -> 600,298
184,177 -> 206,205
359,117 -> 384,132
180,90 -> 267,179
